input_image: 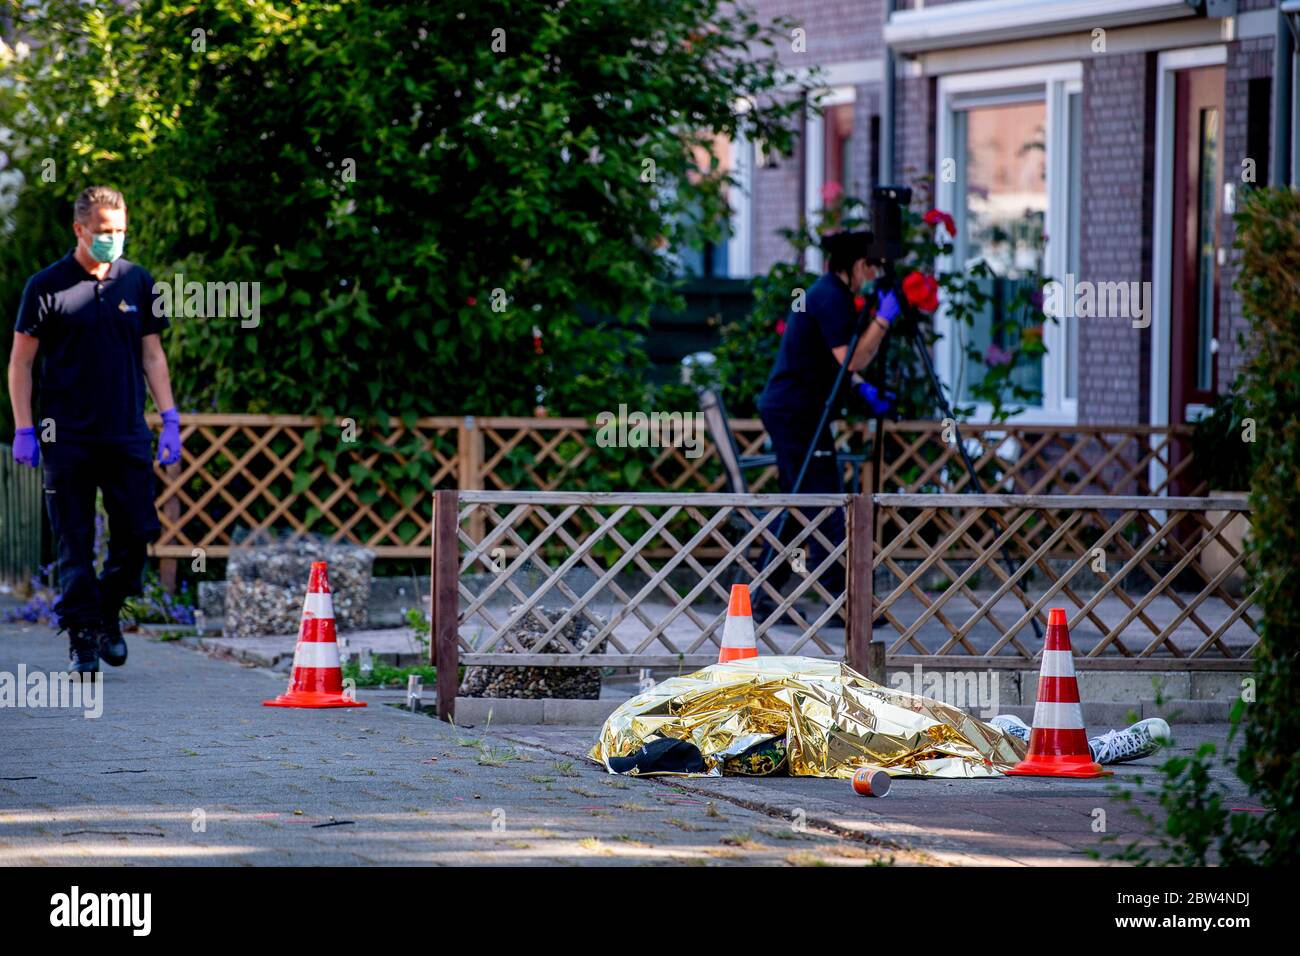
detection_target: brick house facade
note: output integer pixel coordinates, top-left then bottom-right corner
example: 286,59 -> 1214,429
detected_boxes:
729,1 -> 1296,428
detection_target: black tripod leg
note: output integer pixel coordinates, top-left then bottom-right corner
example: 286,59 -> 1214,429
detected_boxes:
758,309 -> 872,584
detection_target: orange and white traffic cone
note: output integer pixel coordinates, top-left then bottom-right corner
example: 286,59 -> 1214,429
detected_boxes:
718,584 -> 758,664
263,561 -> 366,709
1004,608 -> 1108,778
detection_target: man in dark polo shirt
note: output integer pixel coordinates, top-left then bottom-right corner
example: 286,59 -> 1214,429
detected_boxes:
7,186 -> 182,674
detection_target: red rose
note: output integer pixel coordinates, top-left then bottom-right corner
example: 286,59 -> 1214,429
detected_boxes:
923,208 -> 957,238
466,296 -> 477,306
902,271 -> 939,313
775,318 -> 787,336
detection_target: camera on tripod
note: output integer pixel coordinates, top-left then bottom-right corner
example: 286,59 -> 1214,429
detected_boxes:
867,185 -> 912,266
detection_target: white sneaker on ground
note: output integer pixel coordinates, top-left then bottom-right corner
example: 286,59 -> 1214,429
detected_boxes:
989,713 -> 1031,744
1089,717 -> 1171,765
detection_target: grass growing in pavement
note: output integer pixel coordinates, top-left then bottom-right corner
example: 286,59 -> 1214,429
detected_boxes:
342,659 -> 438,689
477,746 -> 524,768
665,818 -> 705,832
719,832 -> 764,850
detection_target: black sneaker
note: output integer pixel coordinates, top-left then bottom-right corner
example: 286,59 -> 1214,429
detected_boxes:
68,627 -> 100,674
98,618 -> 128,667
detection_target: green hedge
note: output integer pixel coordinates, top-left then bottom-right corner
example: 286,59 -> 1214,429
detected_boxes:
0,0 -> 806,441
1235,185 -> 1300,863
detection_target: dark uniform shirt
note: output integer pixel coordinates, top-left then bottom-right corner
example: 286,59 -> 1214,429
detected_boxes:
758,271 -> 858,422
15,251 -> 167,452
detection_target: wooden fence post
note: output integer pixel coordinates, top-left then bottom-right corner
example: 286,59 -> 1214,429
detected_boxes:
158,462 -> 181,593
846,492 -> 874,677
458,416 -> 485,543
430,489 -> 460,723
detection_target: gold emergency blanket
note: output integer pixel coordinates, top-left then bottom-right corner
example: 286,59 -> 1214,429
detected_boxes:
590,656 -> 1027,778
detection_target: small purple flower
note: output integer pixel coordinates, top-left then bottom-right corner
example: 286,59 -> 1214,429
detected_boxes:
984,344 -> 1014,367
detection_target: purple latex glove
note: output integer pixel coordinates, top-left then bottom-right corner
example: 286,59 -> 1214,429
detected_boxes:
12,427 -> 38,468
855,381 -> 897,417
158,408 -> 182,466
876,289 -> 901,326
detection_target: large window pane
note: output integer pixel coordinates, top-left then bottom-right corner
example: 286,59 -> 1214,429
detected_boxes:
953,99 -> 1047,405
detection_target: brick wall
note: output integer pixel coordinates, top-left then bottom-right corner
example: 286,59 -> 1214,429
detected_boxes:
1218,34 -> 1275,391
745,2 -> 885,275
751,0 -> 883,64
892,71 -> 933,195
851,83 -> 880,198
1077,52 -> 1156,425
751,109 -> 807,275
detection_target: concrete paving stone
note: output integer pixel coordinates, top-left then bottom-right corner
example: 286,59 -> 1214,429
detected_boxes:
543,698 -> 622,724
3,617 -> 1255,866
978,702 -> 1148,727
1077,670 -> 1192,703
495,719 -> 1249,865
454,697 -> 547,724
1189,671 -> 1250,701
1141,698 -> 1231,723
2,622 -> 883,866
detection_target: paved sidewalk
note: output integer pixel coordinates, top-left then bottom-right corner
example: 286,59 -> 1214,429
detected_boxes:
0,623 -> 890,866
1,622 -> 1255,866
501,723 -> 1254,865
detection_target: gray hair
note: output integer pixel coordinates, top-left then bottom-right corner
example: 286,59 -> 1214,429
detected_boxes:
74,185 -> 126,223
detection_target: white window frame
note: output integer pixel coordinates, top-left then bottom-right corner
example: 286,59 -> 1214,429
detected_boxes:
726,130 -> 754,278
934,62 -> 1082,424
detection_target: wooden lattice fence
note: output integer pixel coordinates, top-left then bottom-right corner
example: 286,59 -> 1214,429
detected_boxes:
870,494 -> 1257,667
146,414 -> 1203,562
426,489 -> 1257,719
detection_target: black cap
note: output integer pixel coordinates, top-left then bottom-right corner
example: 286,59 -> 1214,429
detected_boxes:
607,736 -> 706,775
820,229 -> 874,266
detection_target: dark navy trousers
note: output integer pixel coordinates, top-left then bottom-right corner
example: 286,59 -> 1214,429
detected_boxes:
757,407 -> 846,595
42,441 -> 160,630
